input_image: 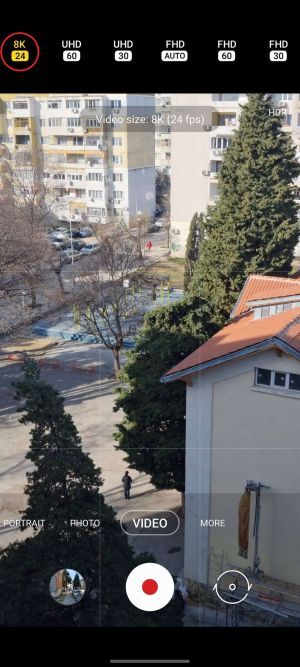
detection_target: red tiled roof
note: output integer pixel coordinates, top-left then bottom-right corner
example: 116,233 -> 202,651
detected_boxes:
163,307 -> 300,382
231,275 -> 300,318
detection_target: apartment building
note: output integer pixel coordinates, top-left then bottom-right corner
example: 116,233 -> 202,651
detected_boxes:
0,94 -> 155,225
170,93 -> 300,257
155,94 -> 171,173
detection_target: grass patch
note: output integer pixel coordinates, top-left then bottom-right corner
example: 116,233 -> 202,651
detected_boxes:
145,258 -> 185,289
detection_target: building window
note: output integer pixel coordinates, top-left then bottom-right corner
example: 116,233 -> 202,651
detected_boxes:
67,174 -> 83,181
48,118 -> 62,127
111,99 -> 121,108
289,374 -> 300,391
211,136 -> 232,150
52,173 -> 65,180
113,155 -> 122,164
85,99 -> 101,108
112,136 -> 122,146
67,118 -> 81,127
66,100 -> 80,109
13,101 -> 28,109
87,173 -> 103,181
40,119 -> 46,127
256,368 -> 271,386
86,137 -> 98,146
87,207 -> 106,216
73,136 -> 83,145
283,114 -> 292,126
297,113 -> 300,127
57,136 -> 67,144
255,368 -> 300,392
86,118 -> 100,128
113,173 -> 123,182
48,101 -> 61,109
88,190 -> 103,199
274,372 -> 286,387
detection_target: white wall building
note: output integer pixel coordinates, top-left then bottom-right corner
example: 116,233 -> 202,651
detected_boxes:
170,93 -> 300,257
162,274 -> 300,599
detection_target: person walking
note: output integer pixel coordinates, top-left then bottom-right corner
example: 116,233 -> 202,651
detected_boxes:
122,470 -> 133,500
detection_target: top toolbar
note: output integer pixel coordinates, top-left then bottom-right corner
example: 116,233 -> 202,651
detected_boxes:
0,33 -> 296,91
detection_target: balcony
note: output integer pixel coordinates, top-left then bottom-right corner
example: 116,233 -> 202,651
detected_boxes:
13,119 -> 30,131
210,148 -> 223,160
209,171 -> 219,180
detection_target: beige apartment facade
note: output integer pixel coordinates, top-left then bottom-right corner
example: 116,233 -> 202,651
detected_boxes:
0,93 -> 155,225
170,93 -> 300,257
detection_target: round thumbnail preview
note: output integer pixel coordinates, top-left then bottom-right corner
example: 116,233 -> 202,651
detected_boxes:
49,568 -> 86,606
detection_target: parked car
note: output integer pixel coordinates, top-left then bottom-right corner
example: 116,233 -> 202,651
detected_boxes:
147,224 -> 160,233
48,231 -> 67,241
80,243 -> 100,255
54,226 -> 69,234
79,226 -> 93,237
61,240 -> 85,251
67,228 -> 82,238
154,218 -> 166,228
51,240 -> 65,250
61,249 -> 81,263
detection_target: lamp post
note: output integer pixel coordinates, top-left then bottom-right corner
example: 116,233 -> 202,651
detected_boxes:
69,218 -> 74,265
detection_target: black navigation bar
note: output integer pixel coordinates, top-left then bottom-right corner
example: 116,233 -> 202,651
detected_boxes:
0,31 -> 297,92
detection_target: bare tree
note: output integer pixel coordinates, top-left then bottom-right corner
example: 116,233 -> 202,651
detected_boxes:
74,234 -> 147,375
0,151 -> 66,308
119,213 -> 150,260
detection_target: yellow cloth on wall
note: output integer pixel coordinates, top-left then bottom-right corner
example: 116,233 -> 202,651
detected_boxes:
238,490 -> 251,553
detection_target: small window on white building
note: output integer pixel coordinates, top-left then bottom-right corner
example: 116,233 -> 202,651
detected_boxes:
274,372 -> 286,387
256,368 -> 271,386
289,374 -> 300,390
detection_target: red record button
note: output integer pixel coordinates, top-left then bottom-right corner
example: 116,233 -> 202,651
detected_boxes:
142,579 -> 158,595
0,32 -> 40,72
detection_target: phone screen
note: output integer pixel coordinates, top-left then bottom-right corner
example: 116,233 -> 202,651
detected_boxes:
0,29 -> 297,660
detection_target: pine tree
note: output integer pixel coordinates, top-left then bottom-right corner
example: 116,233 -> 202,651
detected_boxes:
114,297 -> 218,492
190,94 -> 300,325
0,358 -> 183,627
13,356 -> 101,536
184,212 -> 203,291
73,572 -> 80,589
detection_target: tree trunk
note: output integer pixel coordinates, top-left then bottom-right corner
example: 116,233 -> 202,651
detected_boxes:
56,270 -> 65,294
136,238 -> 143,260
30,287 -> 37,309
112,348 -> 121,376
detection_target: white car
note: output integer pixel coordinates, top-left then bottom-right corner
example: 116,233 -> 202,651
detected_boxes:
154,219 -> 166,228
61,249 -> 81,262
80,243 -> 100,255
48,231 -> 67,241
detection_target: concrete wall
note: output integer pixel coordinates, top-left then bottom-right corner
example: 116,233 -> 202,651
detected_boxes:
185,347 -> 300,587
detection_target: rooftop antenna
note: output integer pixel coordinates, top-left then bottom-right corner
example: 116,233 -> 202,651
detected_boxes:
245,480 -> 270,579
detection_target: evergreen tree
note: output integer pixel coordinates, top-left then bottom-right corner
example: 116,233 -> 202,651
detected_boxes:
190,93 -> 300,324
13,357 -> 101,536
73,572 -> 81,589
184,212 -> 203,291
0,358 -> 183,627
114,297 -> 218,492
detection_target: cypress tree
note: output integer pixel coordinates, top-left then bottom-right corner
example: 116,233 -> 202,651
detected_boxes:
184,212 -> 203,291
190,93 -> 300,324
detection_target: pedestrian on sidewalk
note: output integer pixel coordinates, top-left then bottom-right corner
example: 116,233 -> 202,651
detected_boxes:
145,240 -> 152,252
122,470 -> 133,500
